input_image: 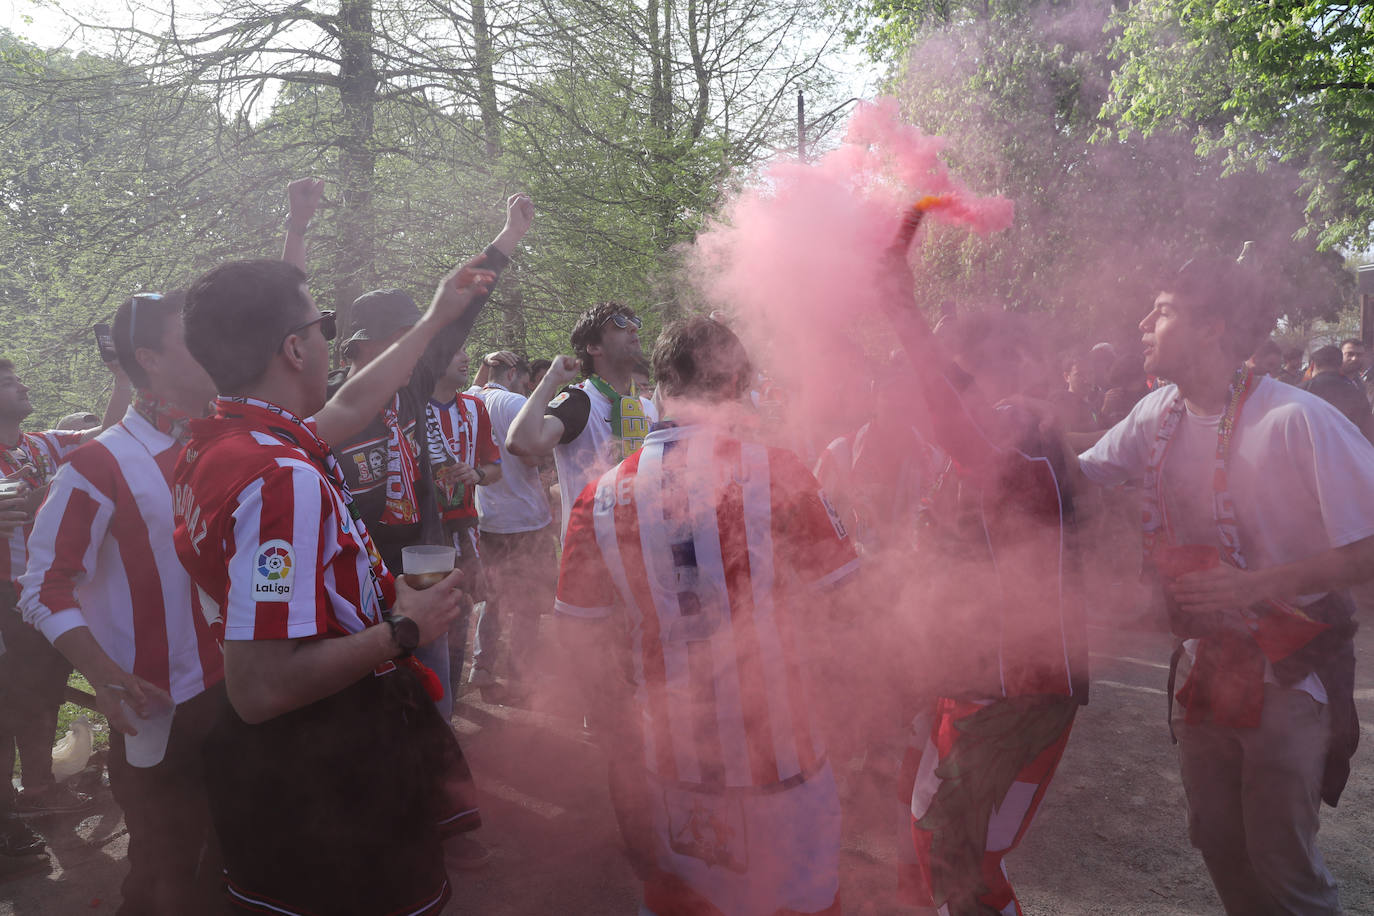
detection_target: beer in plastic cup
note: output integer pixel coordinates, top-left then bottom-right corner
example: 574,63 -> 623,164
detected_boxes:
122,696 -> 176,768
401,545 -> 455,590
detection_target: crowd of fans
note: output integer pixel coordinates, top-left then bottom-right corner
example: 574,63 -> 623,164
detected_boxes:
0,180 -> 1370,916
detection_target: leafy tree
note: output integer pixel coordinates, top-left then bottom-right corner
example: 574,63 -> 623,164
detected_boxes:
1106,0 -> 1374,250
838,1 -> 1352,345
32,0 -> 841,334
0,29 -> 280,423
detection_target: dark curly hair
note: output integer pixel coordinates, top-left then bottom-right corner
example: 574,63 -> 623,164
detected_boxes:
1168,255 -> 1275,362
569,302 -> 637,377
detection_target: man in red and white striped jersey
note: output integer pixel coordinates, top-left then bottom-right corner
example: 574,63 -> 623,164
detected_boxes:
556,317 -> 859,916
173,256 -> 496,916
427,347 -> 501,697
19,291 -> 228,912
0,356 -> 127,846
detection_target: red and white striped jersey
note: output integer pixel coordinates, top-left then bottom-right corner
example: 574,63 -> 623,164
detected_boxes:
174,399 -> 396,644
556,424 -> 859,790
1,429 -> 86,586
18,408 -> 223,702
426,392 -> 500,521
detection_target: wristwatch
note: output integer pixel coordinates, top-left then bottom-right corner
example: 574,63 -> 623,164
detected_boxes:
383,613 -> 420,654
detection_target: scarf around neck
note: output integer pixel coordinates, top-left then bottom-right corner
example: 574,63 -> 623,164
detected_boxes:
587,375 -> 649,458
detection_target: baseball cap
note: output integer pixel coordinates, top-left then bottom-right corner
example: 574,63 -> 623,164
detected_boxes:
341,289 -> 420,355
57,412 -> 100,430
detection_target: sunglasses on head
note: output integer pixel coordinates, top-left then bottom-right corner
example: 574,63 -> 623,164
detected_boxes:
602,313 -> 642,331
278,310 -> 337,351
126,293 -> 165,352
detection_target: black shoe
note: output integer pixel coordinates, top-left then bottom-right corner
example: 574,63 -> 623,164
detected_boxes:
0,815 -> 46,857
16,784 -> 95,818
0,850 -> 51,884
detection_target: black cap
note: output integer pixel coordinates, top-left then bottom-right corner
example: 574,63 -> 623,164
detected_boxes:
342,289 -> 420,353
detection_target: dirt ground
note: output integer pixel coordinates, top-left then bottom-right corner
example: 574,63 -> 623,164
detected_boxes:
3,609 -> 1372,915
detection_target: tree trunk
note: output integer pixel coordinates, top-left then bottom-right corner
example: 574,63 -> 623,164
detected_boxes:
471,0 -> 502,159
335,0 -> 379,325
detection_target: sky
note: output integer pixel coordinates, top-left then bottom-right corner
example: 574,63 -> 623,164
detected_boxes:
2,0 -> 884,128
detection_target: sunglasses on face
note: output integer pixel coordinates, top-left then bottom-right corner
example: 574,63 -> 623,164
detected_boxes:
602,313 -> 642,331
278,310 -> 337,351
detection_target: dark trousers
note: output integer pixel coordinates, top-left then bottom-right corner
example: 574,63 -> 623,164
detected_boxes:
0,598 -> 71,805
476,526 -> 557,681
108,683 -> 229,916
204,668 -> 453,915
445,521 -> 486,689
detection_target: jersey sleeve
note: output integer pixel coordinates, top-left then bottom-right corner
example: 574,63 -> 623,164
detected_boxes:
223,463 -> 334,641
555,479 -> 617,618
547,387 -> 592,444
474,398 -> 501,467
27,430 -> 88,479
771,450 -> 859,590
1077,387 -> 1167,487
18,458 -> 114,642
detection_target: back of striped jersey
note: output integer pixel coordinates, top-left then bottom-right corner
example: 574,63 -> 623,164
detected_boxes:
557,424 -> 858,791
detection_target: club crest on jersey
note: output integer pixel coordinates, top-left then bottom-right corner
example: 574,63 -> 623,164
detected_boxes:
548,391 -> 571,409
253,539 -> 295,599
819,490 -> 848,540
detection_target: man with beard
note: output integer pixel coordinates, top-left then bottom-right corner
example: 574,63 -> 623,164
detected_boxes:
0,354 -> 127,860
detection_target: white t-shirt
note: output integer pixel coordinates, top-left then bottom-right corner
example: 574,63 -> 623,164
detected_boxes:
550,380 -> 658,540
474,383 -> 553,534
1080,376 -> 1374,701
1080,376 -> 1374,577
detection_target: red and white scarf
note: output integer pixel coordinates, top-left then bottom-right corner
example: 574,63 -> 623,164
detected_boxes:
1143,369 -> 1328,727
379,396 -> 422,527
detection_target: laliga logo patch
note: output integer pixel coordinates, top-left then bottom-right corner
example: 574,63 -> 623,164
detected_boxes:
253,539 -> 295,599
548,391 -> 570,409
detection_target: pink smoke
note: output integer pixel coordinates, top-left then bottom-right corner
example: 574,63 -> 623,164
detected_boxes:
689,96 -> 1012,455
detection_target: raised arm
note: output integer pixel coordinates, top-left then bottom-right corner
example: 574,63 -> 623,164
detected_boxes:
402,194 -> 535,409
878,249 -> 1002,474
314,259 -> 496,446
506,355 -> 580,457
93,361 -> 134,440
281,178 -> 324,271
473,350 -> 518,389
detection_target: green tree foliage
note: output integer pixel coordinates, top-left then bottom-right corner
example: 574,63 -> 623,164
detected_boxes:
1106,0 -> 1374,251
0,30 -> 283,422
841,1 -> 1351,346
1,0 -> 841,420
0,0 -> 840,420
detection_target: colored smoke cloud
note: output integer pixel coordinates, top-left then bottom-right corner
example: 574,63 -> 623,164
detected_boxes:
689,96 -> 1012,450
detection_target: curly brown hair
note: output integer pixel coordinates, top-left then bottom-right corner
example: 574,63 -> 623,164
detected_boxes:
569,302 -> 637,376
